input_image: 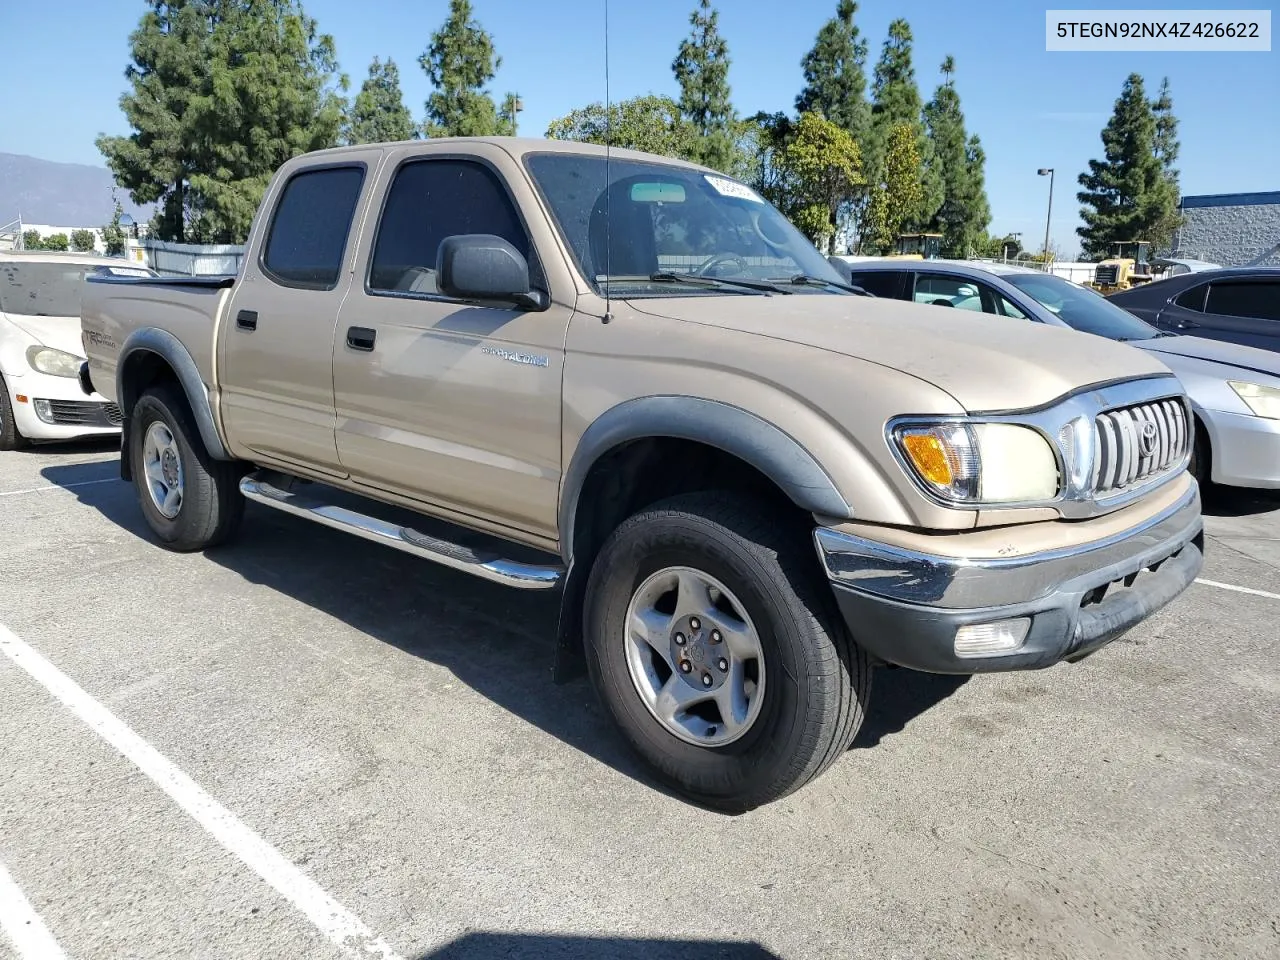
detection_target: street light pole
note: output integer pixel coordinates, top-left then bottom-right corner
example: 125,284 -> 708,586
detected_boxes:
1037,168 -> 1054,260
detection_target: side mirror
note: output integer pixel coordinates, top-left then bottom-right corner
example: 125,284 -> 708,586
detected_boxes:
436,234 -> 546,309
826,255 -> 853,283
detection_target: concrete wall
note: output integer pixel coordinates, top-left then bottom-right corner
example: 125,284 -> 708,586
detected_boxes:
1172,192 -> 1280,267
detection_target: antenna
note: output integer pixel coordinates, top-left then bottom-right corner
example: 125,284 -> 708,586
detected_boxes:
602,0 -> 613,323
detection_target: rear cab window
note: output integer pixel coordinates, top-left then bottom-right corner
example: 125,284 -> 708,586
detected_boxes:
261,165 -> 366,290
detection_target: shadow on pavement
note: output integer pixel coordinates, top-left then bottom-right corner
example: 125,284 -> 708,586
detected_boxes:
42,457 -> 971,801
851,669 -> 968,749
417,933 -> 780,959
1200,483 -> 1280,518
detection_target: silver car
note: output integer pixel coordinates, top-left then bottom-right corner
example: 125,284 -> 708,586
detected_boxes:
835,258 -> 1280,491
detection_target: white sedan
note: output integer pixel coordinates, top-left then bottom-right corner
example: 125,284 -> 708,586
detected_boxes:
1,251 -> 154,450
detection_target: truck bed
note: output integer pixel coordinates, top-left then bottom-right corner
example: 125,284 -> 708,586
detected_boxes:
81,273 -> 235,406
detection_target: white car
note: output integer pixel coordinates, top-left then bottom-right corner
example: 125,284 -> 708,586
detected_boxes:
0,250 -> 155,449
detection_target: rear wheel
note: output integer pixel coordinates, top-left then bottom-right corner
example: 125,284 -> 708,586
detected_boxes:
584,491 -> 869,812
0,373 -> 31,451
130,385 -> 244,551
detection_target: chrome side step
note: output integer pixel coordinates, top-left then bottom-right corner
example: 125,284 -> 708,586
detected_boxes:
239,474 -> 564,590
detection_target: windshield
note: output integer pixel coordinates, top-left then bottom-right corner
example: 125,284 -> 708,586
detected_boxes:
1003,272 -> 1163,341
523,152 -> 848,297
0,261 -> 154,317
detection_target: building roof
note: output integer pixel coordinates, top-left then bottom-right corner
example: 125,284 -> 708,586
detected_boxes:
1180,191 -> 1280,209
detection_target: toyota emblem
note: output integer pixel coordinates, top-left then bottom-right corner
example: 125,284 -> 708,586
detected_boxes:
1138,420 -> 1159,457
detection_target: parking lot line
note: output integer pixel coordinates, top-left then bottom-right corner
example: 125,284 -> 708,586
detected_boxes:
0,478 -> 118,498
0,857 -> 67,959
1195,578 -> 1280,602
0,623 -> 405,960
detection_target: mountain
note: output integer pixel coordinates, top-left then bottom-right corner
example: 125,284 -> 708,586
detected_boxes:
0,153 -> 155,228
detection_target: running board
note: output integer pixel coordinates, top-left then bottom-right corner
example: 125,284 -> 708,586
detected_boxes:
239,474 -> 564,590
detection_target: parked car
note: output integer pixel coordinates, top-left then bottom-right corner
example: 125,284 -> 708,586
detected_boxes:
0,250 -> 155,450
81,138 -> 1204,810
834,258 -> 1280,491
1106,266 -> 1280,354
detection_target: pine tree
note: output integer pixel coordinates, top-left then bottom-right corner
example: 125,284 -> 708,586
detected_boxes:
498,93 -> 522,136
863,19 -> 938,246
419,0 -> 515,138
795,0 -> 869,144
98,0 -> 346,244
672,0 -> 736,172
1151,76 -> 1180,183
347,57 -> 416,144
924,57 -> 990,256
1076,73 -> 1181,258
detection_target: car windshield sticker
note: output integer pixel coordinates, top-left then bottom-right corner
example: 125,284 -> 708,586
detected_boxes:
704,175 -> 764,203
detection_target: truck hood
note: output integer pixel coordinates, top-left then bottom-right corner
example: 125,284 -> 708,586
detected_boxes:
3,312 -> 85,358
1139,335 -> 1280,380
627,294 -> 1175,412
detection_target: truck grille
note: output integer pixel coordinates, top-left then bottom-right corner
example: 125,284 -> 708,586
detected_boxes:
1094,265 -> 1119,285
1091,398 -> 1189,496
38,400 -> 122,428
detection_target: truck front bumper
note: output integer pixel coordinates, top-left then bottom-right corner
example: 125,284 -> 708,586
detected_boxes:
815,480 -> 1204,674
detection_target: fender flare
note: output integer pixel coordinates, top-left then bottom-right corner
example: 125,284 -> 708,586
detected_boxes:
557,395 -> 852,563
116,327 -> 230,465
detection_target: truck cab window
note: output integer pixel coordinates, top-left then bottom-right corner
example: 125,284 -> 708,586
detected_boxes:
261,165 -> 365,290
369,159 -> 536,297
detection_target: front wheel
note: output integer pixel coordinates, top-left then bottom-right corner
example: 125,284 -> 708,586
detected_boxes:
0,373 -> 31,451
583,491 -> 869,812
130,385 -> 244,551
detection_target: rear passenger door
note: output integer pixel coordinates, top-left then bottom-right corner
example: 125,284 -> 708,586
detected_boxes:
332,149 -> 573,541
1162,278 -> 1280,353
219,159 -> 375,475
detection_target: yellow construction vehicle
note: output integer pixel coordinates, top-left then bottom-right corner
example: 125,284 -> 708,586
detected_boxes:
1089,240 -> 1155,294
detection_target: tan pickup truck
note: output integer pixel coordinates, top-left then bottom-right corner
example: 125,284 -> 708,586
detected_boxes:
80,137 -> 1205,810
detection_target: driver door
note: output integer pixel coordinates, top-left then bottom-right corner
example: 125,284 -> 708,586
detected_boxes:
332,152 -> 572,541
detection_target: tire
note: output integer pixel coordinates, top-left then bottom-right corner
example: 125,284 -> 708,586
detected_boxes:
583,491 -> 869,812
130,384 -> 244,551
0,373 -> 31,451
1189,417 -> 1211,492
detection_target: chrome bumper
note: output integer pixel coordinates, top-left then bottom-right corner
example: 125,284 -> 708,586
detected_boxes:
814,481 -> 1205,673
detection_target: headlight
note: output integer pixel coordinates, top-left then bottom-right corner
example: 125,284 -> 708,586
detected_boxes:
893,421 -> 1060,504
26,346 -> 84,378
1229,381 -> 1280,420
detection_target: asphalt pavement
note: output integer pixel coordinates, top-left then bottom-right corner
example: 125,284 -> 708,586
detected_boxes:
1,439 -> 1278,960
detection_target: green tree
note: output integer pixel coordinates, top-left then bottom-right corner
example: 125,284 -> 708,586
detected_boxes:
498,93 -> 522,136
778,112 -> 863,254
795,0 -> 869,144
864,122 -> 923,253
70,229 -> 98,252
1076,73 -> 1181,259
21,230 -> 43,250
419,0 -> 514,138
864,19 -> 939,241
347,57 -> 416,144
42,233 -> 70,252
98,0 -> 346,244
923,57 -> 990,256
1151,76 -> 1180,184
672,0 -> 736,172
546,94 -> 697,159
102,193 -> 128,256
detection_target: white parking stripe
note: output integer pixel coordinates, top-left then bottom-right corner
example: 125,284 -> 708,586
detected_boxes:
1195,578 -> 1280,602
0,857 -> 67,959
0,624 -> 404,960
0,478 -> 118,498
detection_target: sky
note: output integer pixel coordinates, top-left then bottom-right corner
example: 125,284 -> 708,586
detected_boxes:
2,0 -> 1276,256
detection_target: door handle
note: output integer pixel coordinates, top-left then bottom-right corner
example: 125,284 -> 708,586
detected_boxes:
346,326 -> 377,351
236,309 -> 258,331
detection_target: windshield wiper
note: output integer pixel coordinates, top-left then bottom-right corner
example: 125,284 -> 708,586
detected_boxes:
768,274 -> 871,295
649,272 -> 790,294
